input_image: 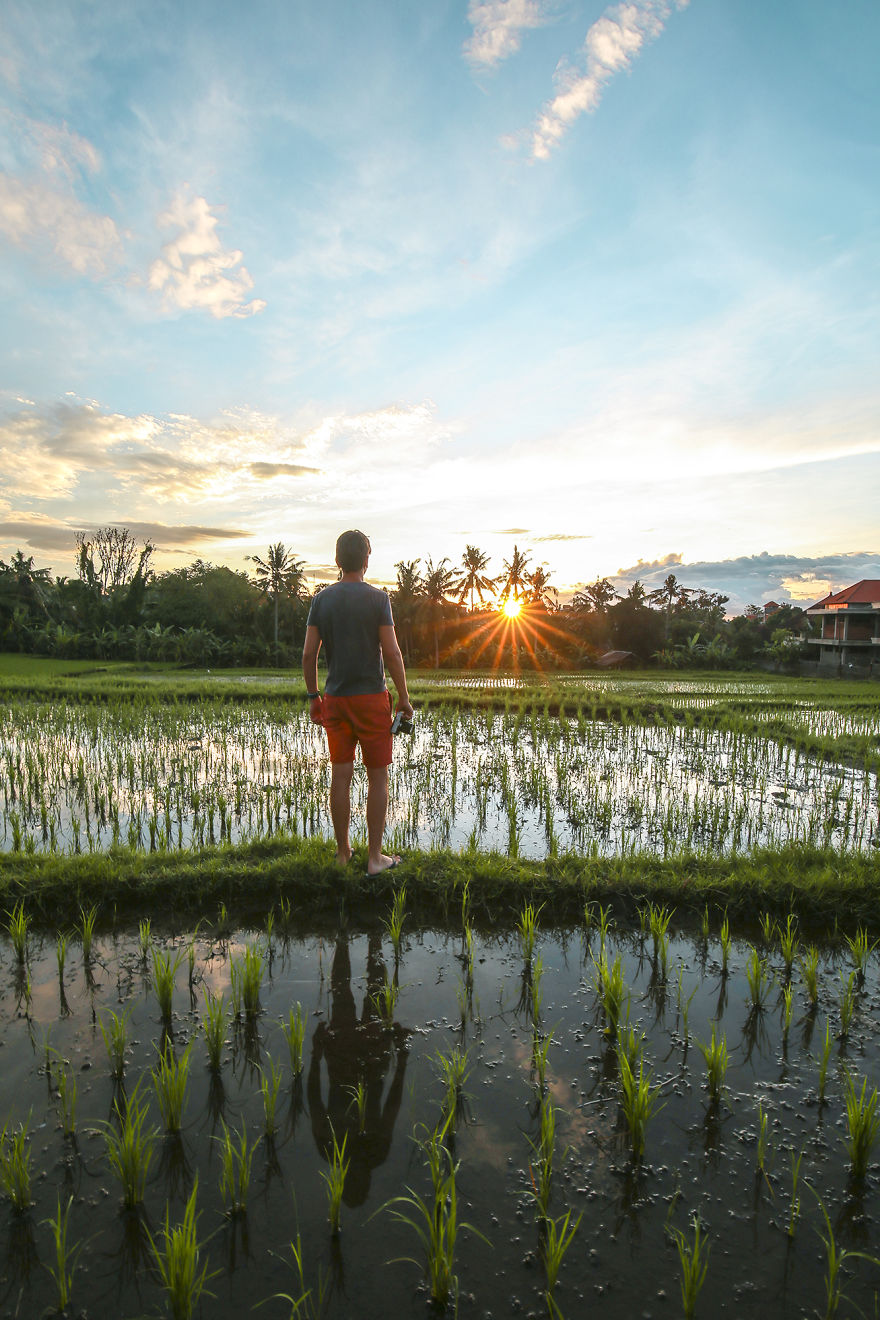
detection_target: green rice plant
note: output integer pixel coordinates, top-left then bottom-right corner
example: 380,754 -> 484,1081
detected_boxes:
593,952 -> 628,1039
151,1042 -> 192,1133
277,894 -> 292,933
697,1024 -> 728,1107
745,946 -> 770,1011
138,917 -> 151,961
99,1007 -> 130,1080
648,901 -> 674,958
843,1074 -> 880,1181
673,1217 -> 710,1320
527,1096 -> 559,1221
216,1120 -> 257,1216
799,945 -> 820,1007
7,901 -> 28,964
517,901 -> 542,962
382,1156 -> 484,1306
347,1080 -> 367,1134
78,904 -> 98,961
777,914 -> 798,979
788,1147 -> 804,1237
0,1121 -> 32,1211
782,983 -> 793,1036
756,1101 -> 769,1175
273,1232 -> 329,1320
148,1178 -> 216,1320
384,884 -> 407,958
151,945 -> 184,1023
281,1003 -> 306,1076
55,1065 -> 77,1139
811,1188 -> 880,1319
845,926 -> 877,983
529,953 -> 544,1022
201,990 -> 227,1073
759,911 -> 775,945
531,1029 -> 552,1092
817,1019 -> 833,1105
617,1051 -> 663,1162
437,1045 -> 470,1129
617,1024 -> 645,1076
719,913 -> 731,976
260,1055 -> 284,1138
230,944 -> 265,1020
700,905 -> 710,941
42,1195 -> 84,1314
321,1128 -> 349,1236
542,1207 -> 581,1318
372,973 -> 400,1026
597,903 -> 613,955
56,931 -> 69,981
103,1086 -> 155,1208
838,969 -> 857,1039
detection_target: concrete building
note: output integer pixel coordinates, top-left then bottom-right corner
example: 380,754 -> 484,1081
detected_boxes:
805,580 -> 880,677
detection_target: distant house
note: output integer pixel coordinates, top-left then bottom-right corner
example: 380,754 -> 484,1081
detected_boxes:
805,580 -> 880,676
763,600 -> 782,618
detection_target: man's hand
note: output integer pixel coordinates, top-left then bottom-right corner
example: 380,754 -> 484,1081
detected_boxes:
310,696 -> 324,726
395,697 -> 414,719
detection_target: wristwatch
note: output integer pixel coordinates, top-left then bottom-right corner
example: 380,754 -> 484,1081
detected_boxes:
306,691 -> 321,700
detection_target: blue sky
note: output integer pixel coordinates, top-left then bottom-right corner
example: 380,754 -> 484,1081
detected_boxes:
1,0 -> 878,611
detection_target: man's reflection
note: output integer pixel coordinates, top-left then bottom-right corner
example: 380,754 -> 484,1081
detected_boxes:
308,932 -> 409,1207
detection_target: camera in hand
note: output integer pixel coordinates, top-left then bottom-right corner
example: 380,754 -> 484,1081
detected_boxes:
391,711 -> 414,736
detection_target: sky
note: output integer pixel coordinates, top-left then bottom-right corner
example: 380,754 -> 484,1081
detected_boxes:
1,0 -> 878,613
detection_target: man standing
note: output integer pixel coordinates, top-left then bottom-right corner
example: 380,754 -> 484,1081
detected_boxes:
302,529 -> 414,876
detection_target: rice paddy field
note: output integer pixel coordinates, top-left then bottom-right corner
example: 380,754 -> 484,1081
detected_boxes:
0,660 -> 878,1318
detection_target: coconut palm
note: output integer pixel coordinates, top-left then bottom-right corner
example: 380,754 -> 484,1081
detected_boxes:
571,578 -> 617,613
420,557 -> 461,668
456,546 -> 497,612
525,565 -> 557,609
393,559 -> 422,661
247,543 -> 306,659
500,546 -> 532,604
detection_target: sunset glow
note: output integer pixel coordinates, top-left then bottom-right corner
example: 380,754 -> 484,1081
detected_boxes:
502,598 -> 523,620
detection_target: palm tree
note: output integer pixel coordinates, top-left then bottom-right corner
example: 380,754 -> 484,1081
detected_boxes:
420,557 -> 461,668
248,543 -> 306,659
648,574 -> 691,639
500,545 -> 532,603
393,559 -> 422,661
456,545 -> 497,612
525,565 -> 557,609
571,578 -> 617,613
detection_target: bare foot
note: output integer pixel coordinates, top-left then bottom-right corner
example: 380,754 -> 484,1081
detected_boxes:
334,847 -> 352,868
366,852 -> 401,876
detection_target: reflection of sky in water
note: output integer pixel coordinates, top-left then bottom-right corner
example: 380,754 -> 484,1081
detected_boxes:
1,705 -> 877,859
0,921 -> 876,1319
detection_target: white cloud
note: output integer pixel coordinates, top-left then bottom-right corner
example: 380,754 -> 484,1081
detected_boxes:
464,0 -> 549,68
531,0 -> 688,159
148,192 -> 266,320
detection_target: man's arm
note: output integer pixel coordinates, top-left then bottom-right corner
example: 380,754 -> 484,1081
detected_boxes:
302,624 -> 324,724
379,624 -> 413,717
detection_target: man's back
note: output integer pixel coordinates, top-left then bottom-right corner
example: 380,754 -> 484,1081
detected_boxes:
307,580 -> 393,696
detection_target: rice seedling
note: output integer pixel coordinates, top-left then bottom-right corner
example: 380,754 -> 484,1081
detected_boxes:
55,1065 -> 77,1139
777,913 -> 798,978
201,990 -> 227,1073
592,951 -> 628,1039
719,912 -> 731,976
382,1152 -> 484,1307
7,901 -> 28,964
321,1128 -> 349,1236
759,911 -> 776,945
838,969 -> 857,1039
281,1003 -> 306,1076
597,903 -> 613,955
782,983 -> 793,1037
151,945 -> 184,1023
673,1217 -> 710,1320
617,1050 -> 663,1161
817,1019 -> 833,1105
42,1195 -> 84,1314
799,944 -> 820,1007
843,1074 -> 880,1181
527,1096 -> 559,1221
260,1055 -> 284,1138
648,901 -> 674,959
701,904 -> 710,941
372,972 -> 400,1027
384,884 -> 407,958
529,952 -> 544,1022
787,1147 -> 805,1237
845,926 -> 877,983
437,1045 -> 470,1129
0,1122 -> 32,1211
56,931 -> 69,981
78,904 -> 97,961
138,917 -> 151,961
216,1120 -> 257,1216
617,1023 -> 645,1075
148,1178 -> 216,1320
517,901 -> 542,962
347,1080 -> 367,1134
531,1029 -> 553,1092
273,1232 -> 329,1320
103,1086 -> 155,1208
811,1188 -> 880,1319
151,1042 -> 192,1133
542,1208 -> 581,1318
697,1024 -> 728,1107
745,945 -> 770,1011
230,944 -> 265,1020
99,1007 -> 130,1079
756,1100 -> 770,1175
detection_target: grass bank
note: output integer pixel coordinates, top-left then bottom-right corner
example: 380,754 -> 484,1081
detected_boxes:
1,835 -> 877,933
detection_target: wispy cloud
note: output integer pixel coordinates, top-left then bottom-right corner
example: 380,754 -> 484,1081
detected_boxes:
464,0 -> 549,68
530,0 -> 688,159
148,192 -> 266,320
0,512 -> 250,556
0,112 -> 122,275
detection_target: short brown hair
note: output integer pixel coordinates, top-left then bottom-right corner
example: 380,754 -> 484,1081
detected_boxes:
335,529 -> 371,573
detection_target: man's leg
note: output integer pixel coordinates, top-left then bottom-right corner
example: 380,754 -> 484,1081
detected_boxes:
329,761 -> 354,866
365,764 -> 399,875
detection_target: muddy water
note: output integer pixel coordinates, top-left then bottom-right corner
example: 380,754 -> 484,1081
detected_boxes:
0,919 -> 878,1319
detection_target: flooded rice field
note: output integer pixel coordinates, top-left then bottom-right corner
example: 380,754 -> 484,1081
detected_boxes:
1,704 -> 877,860
1,909 -> 879,1318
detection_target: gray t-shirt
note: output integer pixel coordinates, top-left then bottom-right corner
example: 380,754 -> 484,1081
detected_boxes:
307,581 -> 394,696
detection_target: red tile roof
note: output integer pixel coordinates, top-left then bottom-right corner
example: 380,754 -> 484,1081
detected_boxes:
807,579 -> 880,610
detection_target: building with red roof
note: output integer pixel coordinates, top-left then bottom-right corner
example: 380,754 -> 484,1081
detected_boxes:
805,580 -> 880,675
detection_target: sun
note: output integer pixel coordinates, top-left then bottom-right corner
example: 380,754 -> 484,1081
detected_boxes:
501,597 -> 522,619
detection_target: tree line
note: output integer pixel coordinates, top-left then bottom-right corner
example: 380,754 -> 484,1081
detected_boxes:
0,530 -> 808,670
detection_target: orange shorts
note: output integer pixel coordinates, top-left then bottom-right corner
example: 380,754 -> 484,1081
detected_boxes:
320,690 -> 393,767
